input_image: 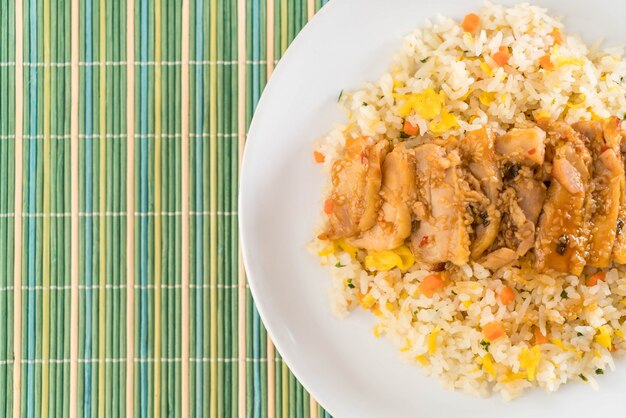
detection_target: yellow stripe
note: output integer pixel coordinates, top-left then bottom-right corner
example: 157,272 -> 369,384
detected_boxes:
153,0 -> 162,414
42,0 -> 52,413
307,0 -> 314,20
69,0 -> 81,412
13,0 -> 24,415
180,0 -> 191,415
282,362 -> 289,418
209,0 -> 218,415
97,0 -> 108,414
281,0 -> 287,53
237,0 -> 247,414
125,0 -> 136,413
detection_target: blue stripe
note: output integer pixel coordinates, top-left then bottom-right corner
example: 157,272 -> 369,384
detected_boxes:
26,0 -> 38,416
193,0 -> 204,414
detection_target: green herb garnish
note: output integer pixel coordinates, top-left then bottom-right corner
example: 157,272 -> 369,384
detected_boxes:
451,290 -> 458,296
577,332 -> 583,337
560,290 -> 568,299
420,57 -> 429,63
579,374 -> 588,382
346,279 -> 355,289
335,262 -> 345,268
595,369 -> 604,375
337,89 -> 343,102
480,339 -> 490,352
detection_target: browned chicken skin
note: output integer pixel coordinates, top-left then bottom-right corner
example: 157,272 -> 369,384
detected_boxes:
573,118 -> 623,268
320,138 -> 389,240
460,128 -> 502,259
410,144 -> 471,266
534,120 -> 592,275
349,145 -> 416,251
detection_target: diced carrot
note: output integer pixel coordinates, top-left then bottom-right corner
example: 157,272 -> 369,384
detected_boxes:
419,274 -> 445,298
313,150 -> 325,163
482,322 -> 506,342
403,120 -> 419,136
461,13 -> 480,32
500,286 -> 515,306
324,199 -> 334,215
587,271 -> 606,286
528,148 -> 537,155
539,54 -> 554,70
550,28 -> 563,45
492,46 -> 510,66
419,235 -> 430,248
534,328 -> 548,345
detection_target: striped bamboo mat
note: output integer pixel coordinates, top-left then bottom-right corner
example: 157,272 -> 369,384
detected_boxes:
0,0 -> 332,416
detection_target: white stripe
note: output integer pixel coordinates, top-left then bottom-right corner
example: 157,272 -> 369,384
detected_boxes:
190,211 -> 238,216
0,132 -> 239,140
189,283 -> 243,289
22,213 -> 70,218
133,358 -> 181,363
19,359 -> 71,364
0,357 -> 276,365
22,285 -> 72,291
190,132 -> 238,138
9,59 -> 277,67
10,210 -> 238,218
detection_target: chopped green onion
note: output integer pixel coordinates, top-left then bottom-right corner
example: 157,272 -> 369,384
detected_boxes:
335,262 -> 345,268
560,290 -> 568,299
595,369 -> 604,375
480,339 -> 490,352
346,279 -> 355,289
579,374 -> 588,382
337,89 -> 343,102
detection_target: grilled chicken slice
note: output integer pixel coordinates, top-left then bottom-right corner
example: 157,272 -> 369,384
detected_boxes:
320,138 -> 390,240
573,118 -> 623,268
598,117 -> 626,264
534,137 -> 592,275
410,144 -> 470,266
349,145 -> 416,251
495,127 -> 548,259
460,128 -> 502,259
495,127 -> 546,165
514,176 -> 547,225
480,247 -> 518,270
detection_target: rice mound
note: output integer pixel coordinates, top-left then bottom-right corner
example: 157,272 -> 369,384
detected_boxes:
311,3 -> 626,400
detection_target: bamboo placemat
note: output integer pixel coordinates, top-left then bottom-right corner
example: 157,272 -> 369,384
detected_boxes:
0,0 -> 332,416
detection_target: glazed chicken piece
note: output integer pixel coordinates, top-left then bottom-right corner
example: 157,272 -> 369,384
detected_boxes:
573,118 -> 623,268
319,138 -> 390,240
460,128 -> 502,259
605,118 -> 626,264
495,127 -> 546,166
534,121 -> 592,275
513,175 -> 547,226
493,128 -> 547,259
349,145 -> 416,251
410,144 -> 470,266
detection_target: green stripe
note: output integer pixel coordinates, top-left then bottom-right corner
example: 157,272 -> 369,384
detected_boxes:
5,0 -> 332,416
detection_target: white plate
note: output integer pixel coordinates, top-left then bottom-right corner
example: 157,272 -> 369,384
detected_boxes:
239,1 -> 626,417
